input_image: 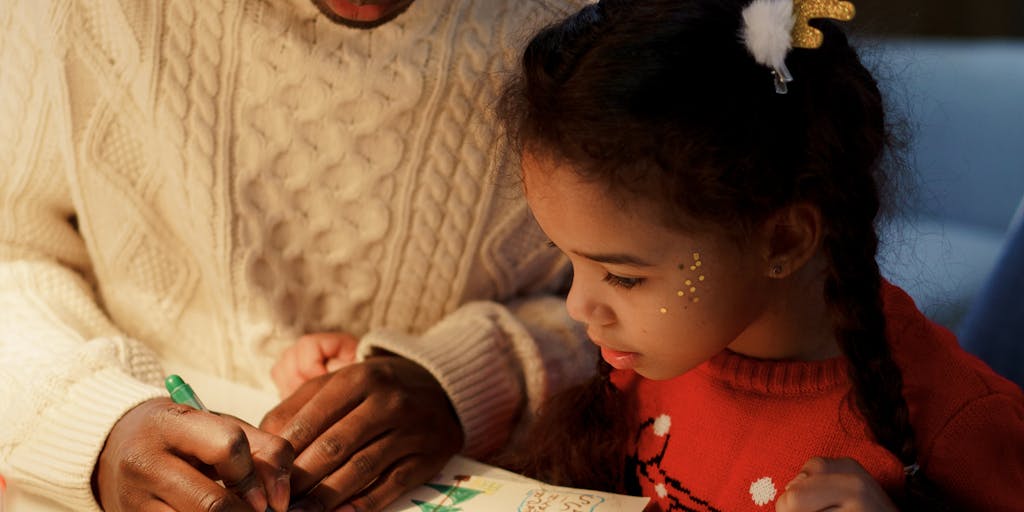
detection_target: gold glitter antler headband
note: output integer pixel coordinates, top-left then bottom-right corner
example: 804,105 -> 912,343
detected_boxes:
741,0 -> 856,94
792,0 -> 856,49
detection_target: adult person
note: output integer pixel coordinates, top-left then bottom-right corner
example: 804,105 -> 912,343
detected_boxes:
0,0 -> 593,511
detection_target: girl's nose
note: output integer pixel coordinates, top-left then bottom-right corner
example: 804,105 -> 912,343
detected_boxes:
566,279 -> 614,326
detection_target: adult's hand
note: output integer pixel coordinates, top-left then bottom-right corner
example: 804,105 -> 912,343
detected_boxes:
775,457 -> 899,512
93,398 -> 295,512
260,355 -> 464,512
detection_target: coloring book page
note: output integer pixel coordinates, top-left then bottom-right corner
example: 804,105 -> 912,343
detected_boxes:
382,456 -> 650,512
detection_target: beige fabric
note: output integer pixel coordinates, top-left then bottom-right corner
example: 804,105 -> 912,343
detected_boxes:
0,0 -> 593,508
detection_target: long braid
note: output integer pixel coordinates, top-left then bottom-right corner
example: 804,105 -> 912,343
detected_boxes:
821,188 -> 951,509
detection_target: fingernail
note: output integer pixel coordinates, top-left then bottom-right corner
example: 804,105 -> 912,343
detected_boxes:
288,498 -> 324,512
271,474 -> 291,511
245,486 -> 269,512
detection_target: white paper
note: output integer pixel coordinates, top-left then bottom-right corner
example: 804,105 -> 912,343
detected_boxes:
381,456 -> 650,512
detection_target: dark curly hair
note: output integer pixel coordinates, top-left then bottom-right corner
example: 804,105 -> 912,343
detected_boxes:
496,0 -> 950,509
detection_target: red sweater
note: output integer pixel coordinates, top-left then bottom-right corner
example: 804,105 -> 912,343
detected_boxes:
612,283 -> 1024,512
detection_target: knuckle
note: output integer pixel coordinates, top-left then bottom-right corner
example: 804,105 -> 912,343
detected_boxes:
384,391 -> 412,414
315,435 -> 347,460
220,428 -> 252,463
267,435 -> 296,465
363,360 -> 399,387
160,401 -> 195,419
261,408 -> 289,432
352,453 -> 376,478
358,491 -> 382,512
201,492 -> 238,512
118,450 -> 154,479
283,416 -> 317,444
388,465 -> 414,490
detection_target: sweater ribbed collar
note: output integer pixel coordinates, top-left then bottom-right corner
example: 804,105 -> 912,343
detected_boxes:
698,348 -> 849,396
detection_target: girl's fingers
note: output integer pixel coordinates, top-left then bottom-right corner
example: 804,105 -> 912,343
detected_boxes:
778,457 -> 896,512
271,347 -> 301,396
296,338 -> 330,380
325,356 -> 349,373
777,473 -> 848,511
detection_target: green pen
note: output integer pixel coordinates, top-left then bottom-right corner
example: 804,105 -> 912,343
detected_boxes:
165,374 -> 207,411
165,375 -> 275,512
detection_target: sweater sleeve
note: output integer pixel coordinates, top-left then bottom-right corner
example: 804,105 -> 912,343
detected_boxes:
0,4 -> 166,509
924,391 -> 1024,512
357,296 -> 594,458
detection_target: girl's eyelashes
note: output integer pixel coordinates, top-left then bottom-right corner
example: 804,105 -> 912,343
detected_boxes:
603,272 -> 644,289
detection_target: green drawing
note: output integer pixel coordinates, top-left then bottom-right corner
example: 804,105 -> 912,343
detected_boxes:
412,498 -> 463,512
426,483 -> 484,504
410,482 -> 484,511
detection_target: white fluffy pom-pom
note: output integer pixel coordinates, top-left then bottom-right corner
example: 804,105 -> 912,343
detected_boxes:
741,0 -> 795,70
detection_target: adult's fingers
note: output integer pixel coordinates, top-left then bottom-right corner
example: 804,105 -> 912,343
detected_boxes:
138,502 -> 177,512
160,407 -> 271,512
321,454 -> 443,512
261,370 -> 356,440
226,416 -> 296,512
289,420 -> 417,509
286,384 -> 391,494
150,455 -> 255,512
261,357 -> 461,511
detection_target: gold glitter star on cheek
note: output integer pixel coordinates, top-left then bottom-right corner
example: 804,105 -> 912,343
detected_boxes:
792,0 -> 856,49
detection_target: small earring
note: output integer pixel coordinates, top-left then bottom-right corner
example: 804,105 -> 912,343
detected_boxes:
770,263 -> 784,276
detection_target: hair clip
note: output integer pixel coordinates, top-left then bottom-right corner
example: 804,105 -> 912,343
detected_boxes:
741,0 -> 856,94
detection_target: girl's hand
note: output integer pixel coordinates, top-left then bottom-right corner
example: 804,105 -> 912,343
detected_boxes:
94,398 -> 294,512
271,332 -> 359,397
775,457 -> 899,512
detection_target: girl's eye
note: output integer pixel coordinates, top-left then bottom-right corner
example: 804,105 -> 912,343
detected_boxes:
603,273 -> 644,289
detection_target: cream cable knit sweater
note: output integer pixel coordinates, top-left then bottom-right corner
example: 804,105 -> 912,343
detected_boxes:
0,0 -> 592,508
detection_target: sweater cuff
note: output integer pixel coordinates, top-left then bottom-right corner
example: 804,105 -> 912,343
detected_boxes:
358,315 -> 522,458
6,368 -> 166,511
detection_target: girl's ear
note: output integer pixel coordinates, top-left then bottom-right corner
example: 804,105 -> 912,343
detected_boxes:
758,203 -> 823,278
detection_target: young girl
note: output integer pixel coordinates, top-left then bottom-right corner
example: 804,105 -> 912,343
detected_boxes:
496,0 -> 1024,510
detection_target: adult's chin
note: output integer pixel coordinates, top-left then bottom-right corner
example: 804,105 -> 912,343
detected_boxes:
310,0 -> 416,29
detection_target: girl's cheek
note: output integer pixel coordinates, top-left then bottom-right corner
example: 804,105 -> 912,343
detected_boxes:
658,251 -> 708,316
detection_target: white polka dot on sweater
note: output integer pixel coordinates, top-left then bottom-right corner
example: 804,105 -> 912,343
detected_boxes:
749,477 -> 777,506
655,482 -> 668,498
653,414 -> 671,436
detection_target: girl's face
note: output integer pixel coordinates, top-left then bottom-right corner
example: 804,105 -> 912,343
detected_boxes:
523,153 -> 778,380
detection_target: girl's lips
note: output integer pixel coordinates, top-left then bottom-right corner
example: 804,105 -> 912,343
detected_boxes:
600,346 -> 638,370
